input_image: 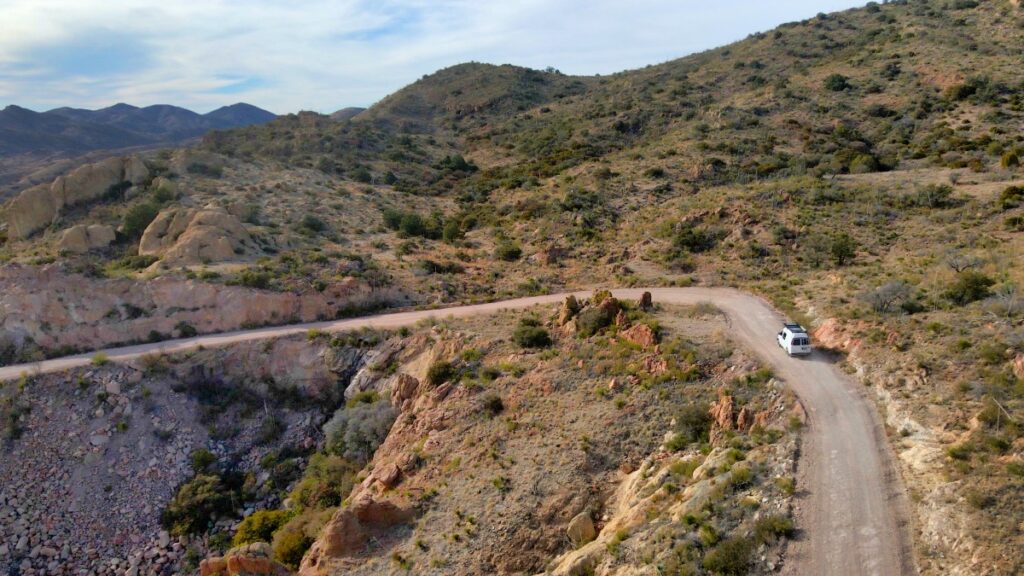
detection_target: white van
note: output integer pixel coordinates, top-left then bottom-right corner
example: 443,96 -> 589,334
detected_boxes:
777,323 -> 812,356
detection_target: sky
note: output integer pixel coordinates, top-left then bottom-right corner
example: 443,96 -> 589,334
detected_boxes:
0,1 -> 868,114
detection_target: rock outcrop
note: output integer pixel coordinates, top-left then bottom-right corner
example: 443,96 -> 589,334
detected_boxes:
0,263 -> 404,359
620,323 -> 658,349
56,224 -> 116,253
139,205 -> 259,266
4,156 -> 149,239
200,543 -> 290,576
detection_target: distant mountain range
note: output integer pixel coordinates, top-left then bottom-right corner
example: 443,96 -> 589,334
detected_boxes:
0,102 -> 276,155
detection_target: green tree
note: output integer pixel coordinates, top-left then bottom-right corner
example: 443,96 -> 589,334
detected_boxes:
829,233 -> 857,266
122,202 -> 160,239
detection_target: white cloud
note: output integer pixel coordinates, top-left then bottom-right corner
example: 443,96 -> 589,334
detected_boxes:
0,0 -> 868,113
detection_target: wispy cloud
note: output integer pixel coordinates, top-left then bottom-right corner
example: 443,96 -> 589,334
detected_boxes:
0,0 -> 868,113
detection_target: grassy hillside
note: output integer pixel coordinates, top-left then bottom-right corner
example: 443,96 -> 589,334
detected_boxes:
1,0 -> 1023,573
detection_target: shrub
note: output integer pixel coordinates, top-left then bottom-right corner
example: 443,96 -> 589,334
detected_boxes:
232,509 -> 293,547
480,393 -> 504,417
272,523 -> 315,569
998,186 -> 1024,210
175,321 -> 198,338
381,208 -> 443,239
123,202 -> 160,239
861,282 -> 914,314
298,214 -> 327,234
908,184 -> 954,208
289,453 -> 359,508
322,402 -> 396,464
91,352 -> 109,366
190,448 -> 216,473
1001,150 -> 1020,169
257,415 -> 285,445
426,360 -> 455,386
575,306 -> 615,338
674,404 -> 712,445
513,320 -> 551,348
702,536 -> 753,575
824,74 -> 851,92
849,154 -> 879,174
668,222 -> 720,254
944,271 -> 995,306
754,515 -> 796,544
494,241 -> 522,262
161,474 -> 234,535
234,269 -> 272,290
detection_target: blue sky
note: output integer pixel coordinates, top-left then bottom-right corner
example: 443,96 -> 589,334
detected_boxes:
0,1 -> 869,114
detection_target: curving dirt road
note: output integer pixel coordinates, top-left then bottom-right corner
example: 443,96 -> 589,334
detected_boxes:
0,287 -> 915,575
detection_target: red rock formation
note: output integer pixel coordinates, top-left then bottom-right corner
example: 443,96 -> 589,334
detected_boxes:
621,324 -> 658,349
709,388 -> 735,431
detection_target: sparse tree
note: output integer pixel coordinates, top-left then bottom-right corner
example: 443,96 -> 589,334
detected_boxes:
862,282 -> 913,314
945,250 -> 982,273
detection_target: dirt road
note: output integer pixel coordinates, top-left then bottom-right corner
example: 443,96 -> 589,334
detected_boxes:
0,287 -> 915,575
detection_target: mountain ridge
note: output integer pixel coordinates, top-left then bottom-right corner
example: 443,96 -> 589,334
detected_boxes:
0,101 -> 276,156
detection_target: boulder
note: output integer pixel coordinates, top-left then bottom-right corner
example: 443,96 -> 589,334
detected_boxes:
558,295 -> 580,325
5,156 -> 149,239
202,543 -> 289,576
57,224 -> 116,253
1013,354 -> 1024,381
139,205 -> 259,266
566,512 -> 596,546
620,324 -> 658,349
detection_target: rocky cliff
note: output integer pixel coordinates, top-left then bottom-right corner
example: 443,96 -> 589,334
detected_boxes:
3,155 -> 149,239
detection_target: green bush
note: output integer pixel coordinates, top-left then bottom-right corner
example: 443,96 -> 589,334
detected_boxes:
702,537 -> 753,575
426,360 -> 455,386
675,404 -> 712,445
232,509 -> 294,547
494,241 -> 523,262
234,269 -> 272,290
753,514 -> 796,544
290,454 -> 359,508
944,271 -> 995,306
513,319 -> 551,348
161,475 -> 234,536
823,74 -> 851,92
272,523 -> 314,569
298,214 -> 327,234
123,202 -> 160,239
998,186 -> 1024,210
190,448 -> 216,473
1001,150 -> 1020,169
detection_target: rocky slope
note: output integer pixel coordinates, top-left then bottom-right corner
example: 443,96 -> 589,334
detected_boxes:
1,296 -> 801,576
0,264 -> 404,365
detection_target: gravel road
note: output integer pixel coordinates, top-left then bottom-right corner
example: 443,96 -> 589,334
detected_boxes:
0,287 -> 916,575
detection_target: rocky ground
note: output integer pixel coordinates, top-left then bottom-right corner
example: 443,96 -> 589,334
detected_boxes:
0,351 -> 345,575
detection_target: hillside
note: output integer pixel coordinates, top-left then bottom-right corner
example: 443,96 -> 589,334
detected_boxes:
1,0 -> 1023,574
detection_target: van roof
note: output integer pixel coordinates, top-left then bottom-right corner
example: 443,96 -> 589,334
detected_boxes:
784,323 -> 807,333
